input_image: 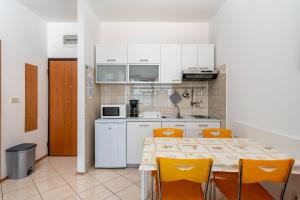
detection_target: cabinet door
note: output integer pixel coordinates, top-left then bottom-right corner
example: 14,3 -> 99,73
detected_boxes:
161,44 -> 182,83
96,44 -> 127,64
128,64 -> 160,83
186,121 -> 220,137
96,64 -> 127,83
127,122 -> 161,164
162,122 -> 186,135
182,44 -> 198,71
198,44 -> 214,71
128,44 -> 160,63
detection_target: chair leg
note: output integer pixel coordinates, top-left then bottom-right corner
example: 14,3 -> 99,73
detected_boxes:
212,181 -> 216,200
151,176 -> 154,200
209,179 -> 213,200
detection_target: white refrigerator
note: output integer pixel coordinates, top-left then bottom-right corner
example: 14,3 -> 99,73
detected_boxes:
95,118 -> 126,168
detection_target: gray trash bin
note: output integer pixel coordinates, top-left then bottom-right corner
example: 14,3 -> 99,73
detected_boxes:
6,143 -> 37,179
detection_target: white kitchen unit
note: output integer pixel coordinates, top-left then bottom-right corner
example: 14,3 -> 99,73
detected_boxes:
198,44 -> 214,71
160,44 -> 182,83
95,64 -> 127,83
182,44 -> 198,71
95,119 -> 127,168
96,44 -> 128,64
161,121 -> 186,130
185,121 -> 220,137
128,44 -> 161,64
127,121 -> 161,165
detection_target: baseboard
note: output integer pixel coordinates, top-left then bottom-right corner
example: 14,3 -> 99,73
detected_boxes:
233,120 -> 300,160
76,172 -> 86,175
0,176 -> 8,183
36,154 -> 48,163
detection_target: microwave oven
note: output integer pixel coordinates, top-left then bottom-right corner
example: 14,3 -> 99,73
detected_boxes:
101,104 -> 126,118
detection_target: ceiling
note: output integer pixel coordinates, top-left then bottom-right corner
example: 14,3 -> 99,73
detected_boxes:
87,0 -> 224,22
18,0 -> 77,22
17,0 -> 224,22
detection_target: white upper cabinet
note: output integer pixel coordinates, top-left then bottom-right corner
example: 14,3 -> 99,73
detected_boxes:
198,44 -> 215,71
161,44 -> 182,83
182,44 -> 198,71
128,44 -> 161,64
96,44 -> 127,64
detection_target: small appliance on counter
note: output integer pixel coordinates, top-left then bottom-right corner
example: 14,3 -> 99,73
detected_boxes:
101,104 -> 126,119
129,100 -> 139,117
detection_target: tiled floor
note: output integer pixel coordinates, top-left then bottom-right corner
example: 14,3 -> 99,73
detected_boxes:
1,157 -> 224,200
0,157 -> 153,200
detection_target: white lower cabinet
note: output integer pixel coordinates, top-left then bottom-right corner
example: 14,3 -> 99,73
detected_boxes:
161,122 -> 186,131
127,121 -> 161,164
185,122 -> 220,137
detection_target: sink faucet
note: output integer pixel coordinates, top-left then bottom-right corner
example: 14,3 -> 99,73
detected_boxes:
174,104 -> 181,118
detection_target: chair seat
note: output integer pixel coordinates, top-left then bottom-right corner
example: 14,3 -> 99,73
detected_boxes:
161,180 -> 204,200
214,178 -> 274,200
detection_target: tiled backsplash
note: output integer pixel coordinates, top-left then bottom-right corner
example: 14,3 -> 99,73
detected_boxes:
100,82 -> 209,116
208,65 -> 227,128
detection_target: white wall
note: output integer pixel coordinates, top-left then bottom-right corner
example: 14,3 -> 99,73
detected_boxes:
210,0 -> 300,197
210,0 -> 300,140
47,23 -> 78,58
0,0 -> 48,178
77,0 -> 99,173
99,22 -> 209,43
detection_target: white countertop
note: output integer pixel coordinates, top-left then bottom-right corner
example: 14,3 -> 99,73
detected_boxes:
126,116 -> 220,122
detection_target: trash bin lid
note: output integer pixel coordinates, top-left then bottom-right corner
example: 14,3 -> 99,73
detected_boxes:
6,143 -> 37,152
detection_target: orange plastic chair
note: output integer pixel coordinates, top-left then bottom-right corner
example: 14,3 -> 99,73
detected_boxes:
153,128 -> 184,138
213,159 -> 295,200
151,128 -> 184,199
157,157 -> 213,200
202,128 -> 233,138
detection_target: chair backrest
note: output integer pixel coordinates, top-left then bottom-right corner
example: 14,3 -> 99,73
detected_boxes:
238,159 -> 295,200
157,157 -> 213,200
202,128 -> 232,138
153,128 -> 184,138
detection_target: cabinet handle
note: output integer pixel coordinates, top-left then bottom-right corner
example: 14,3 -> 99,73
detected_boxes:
139,59 -> 149,62
188,67 -> 197,70
172,79 -> 180,82
198,124 -> 208,127
106,59 -> 116,62
139,124 -> 149,127
175,125 -> 184,127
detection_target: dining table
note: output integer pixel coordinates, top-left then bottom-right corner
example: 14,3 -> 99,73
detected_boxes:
138,137 -> 300,200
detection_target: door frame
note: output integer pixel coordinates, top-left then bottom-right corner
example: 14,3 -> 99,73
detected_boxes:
48,58 -> 77,156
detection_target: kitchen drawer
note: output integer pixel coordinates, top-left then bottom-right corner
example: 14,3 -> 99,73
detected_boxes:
185,130 -> 202,138
162,122 -> 186,129
186,122 -> 220,131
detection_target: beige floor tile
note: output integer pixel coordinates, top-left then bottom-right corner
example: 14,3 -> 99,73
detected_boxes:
69,176 -> 100,193
79,185 -> 113,200
105,195 -> 120,200
3,184 -> 39,200
65,195 -> 82,200
122,170 -> 140,184
35,176 -> 67,193
116,185 -> 141,200
112,168 -> 138,175
92,171 -> 120,183
103,176 -> 133,193
41,185 -> 75,200
31,169 -> 60,183
2,177 -> 34,193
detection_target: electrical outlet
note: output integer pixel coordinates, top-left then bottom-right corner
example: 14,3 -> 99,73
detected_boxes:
292,191 -> 298,200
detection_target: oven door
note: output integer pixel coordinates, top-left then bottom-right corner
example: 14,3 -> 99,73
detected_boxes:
102,107 -> 120,118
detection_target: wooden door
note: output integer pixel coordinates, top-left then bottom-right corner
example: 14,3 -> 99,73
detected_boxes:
49,59 -> 77,156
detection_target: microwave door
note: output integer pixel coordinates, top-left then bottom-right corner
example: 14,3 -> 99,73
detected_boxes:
103,107 -> 119,117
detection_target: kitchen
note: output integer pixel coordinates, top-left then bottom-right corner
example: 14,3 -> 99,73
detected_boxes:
94,43 -> 226,168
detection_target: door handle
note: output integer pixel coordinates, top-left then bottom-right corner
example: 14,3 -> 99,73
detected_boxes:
139,124 -> 149,127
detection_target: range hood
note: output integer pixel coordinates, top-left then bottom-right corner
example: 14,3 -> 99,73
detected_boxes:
182,70 -> 219,81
